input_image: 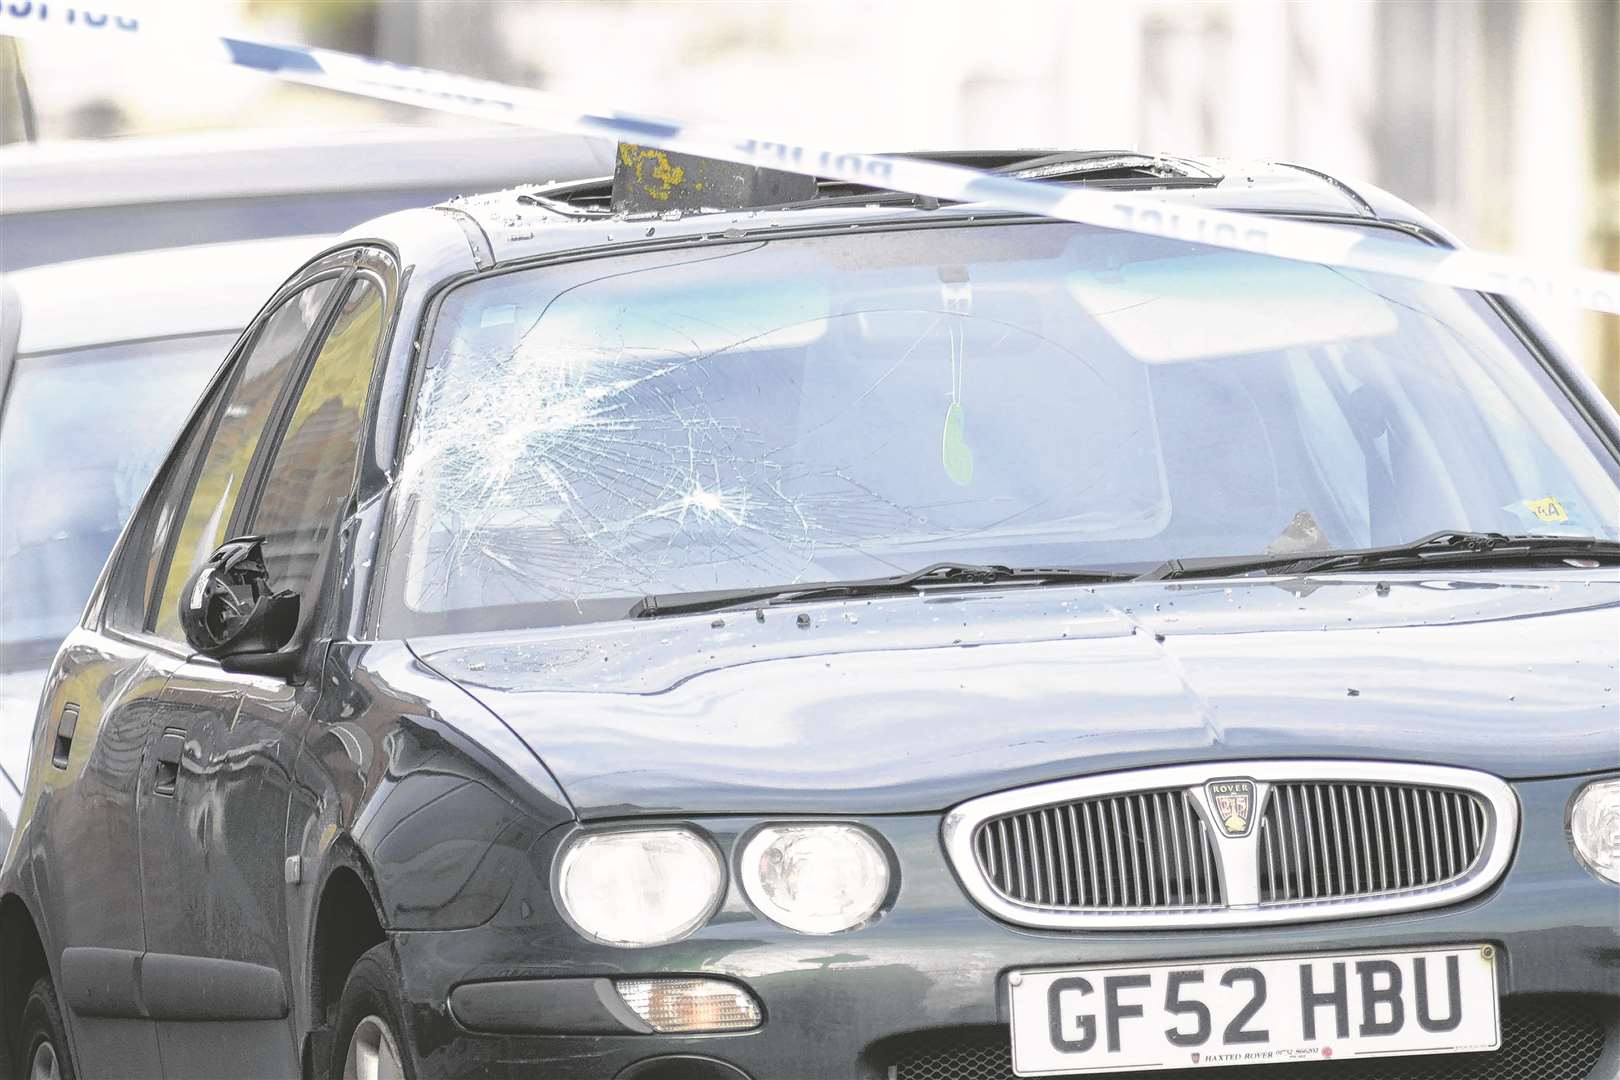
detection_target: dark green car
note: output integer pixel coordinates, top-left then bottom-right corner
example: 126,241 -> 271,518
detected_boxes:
3,151 -> 1617,1080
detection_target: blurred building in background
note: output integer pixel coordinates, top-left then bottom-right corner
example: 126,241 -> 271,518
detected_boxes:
4,0 -> 1616,399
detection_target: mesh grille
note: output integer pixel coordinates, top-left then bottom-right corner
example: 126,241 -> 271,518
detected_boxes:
1258,783 -> 1489,904
885,998 -> 1607,1080
973,790 -> 1223,910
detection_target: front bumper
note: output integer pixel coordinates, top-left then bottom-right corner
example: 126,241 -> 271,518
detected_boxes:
392,774 -> 1620,1079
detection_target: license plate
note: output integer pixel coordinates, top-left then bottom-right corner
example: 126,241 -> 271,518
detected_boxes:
1008,944 -> 1499,1075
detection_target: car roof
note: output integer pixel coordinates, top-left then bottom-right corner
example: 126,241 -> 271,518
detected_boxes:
4,234 -> 330,355
385,153 -> 1452,271
0,126 -> 616,215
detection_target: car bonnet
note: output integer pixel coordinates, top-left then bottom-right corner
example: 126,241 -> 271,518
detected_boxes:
412,570 -> 1620,818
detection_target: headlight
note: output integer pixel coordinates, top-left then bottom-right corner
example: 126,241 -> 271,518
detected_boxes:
740,824 -> 890,934
1570,779 -> 1620,884
557,828 -> 724,946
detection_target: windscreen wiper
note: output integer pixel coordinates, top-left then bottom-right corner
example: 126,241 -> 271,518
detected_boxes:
1145,530 -> 1620,582
631,561 -> 1138,619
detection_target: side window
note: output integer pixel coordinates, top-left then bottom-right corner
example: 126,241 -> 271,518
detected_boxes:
151,279 -> 339,640
104,374 -> 228,635
246,277 -> 386,624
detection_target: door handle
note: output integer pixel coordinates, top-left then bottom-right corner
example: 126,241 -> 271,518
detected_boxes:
153,730 -> 186,796
51,704 -> 79,769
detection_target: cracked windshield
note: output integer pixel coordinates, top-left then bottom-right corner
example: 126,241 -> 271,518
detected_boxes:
385,223 -> 1620,632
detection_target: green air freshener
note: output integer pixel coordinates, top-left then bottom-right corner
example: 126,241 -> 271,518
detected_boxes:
938,265 -> 974,486
942,401 -> 973,485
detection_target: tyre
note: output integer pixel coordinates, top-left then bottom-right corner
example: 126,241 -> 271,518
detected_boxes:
16,975 -> 76,1080
328,942 -> 415,1080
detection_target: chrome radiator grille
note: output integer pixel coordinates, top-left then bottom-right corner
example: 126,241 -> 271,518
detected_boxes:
973,790 -> 1223,910
1258,781 -> 1489,903
943,761 -> 1516,929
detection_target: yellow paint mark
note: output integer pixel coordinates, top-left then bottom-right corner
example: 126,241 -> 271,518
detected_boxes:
1523,496 -> 1568,523
618,144 -> 687,203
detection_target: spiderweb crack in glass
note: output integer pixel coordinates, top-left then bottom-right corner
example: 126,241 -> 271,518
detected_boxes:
397,319 -> 876,610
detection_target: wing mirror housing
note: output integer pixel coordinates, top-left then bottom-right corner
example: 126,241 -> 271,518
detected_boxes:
179,535 -> 302,678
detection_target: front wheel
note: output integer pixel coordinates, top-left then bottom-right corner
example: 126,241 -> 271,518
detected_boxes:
16,975 -> 76,1080
329,943 -> 415,1080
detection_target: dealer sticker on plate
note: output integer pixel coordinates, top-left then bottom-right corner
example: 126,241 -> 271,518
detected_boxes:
1008,944 -> 1499,1075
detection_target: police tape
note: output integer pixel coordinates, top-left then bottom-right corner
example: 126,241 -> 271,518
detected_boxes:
4,3 -> 1619,317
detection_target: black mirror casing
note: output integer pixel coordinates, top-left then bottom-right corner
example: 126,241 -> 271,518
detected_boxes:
179,535 -> 301,663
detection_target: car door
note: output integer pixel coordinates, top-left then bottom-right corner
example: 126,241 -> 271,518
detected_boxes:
123,264 -> 346,1076
19,322 -> 252,1077
18,640 -> 172,1078
136,264 -> 390,1077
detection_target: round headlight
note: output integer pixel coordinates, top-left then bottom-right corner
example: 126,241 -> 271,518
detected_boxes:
557,828 -> 725,946
740,824 -> 890,934
1570,779 -> 1620,884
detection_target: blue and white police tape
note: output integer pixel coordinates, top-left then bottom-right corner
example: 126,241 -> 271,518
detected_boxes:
4,2 -> 1618,317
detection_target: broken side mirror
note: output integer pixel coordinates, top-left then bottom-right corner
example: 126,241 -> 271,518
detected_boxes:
179,535 -> 302,678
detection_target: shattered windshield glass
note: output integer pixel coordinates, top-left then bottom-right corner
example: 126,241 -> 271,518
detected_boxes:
383,222 -> 1620,633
